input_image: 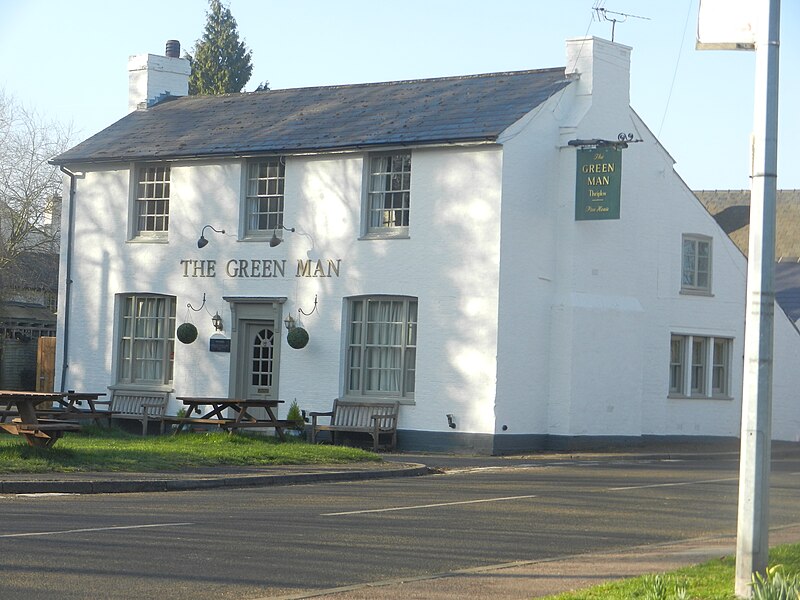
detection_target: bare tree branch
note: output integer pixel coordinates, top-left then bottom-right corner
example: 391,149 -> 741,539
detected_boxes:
0,90 -> 72,292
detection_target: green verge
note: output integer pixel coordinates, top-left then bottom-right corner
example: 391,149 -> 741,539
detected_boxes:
542,543 -> 800,600
0,426 -> 381,473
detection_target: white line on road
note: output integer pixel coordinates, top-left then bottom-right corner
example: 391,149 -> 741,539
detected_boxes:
0,522 -> 194,539
607,477 -> 737,491
322,494 -> 539,516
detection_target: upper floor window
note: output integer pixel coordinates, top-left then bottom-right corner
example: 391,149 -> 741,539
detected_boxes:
365,152 -> 411,236
669,334 -> 731,398
117,294 -> 176,386
346,296 -> 417,400
681,234 -> 712,294
245,158 -> 285,238
135,165 -> 170,236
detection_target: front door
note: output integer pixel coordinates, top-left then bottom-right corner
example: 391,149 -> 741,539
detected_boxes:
244,321 -> 278,401
237,320 -> 280,421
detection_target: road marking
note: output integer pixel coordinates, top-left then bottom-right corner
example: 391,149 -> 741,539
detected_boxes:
607,477 -> 737,491
0,522 -> 193,539
322,494 -> 539,516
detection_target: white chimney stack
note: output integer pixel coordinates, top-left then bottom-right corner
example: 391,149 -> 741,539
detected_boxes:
128,40 -> 190,112
565,37 -> 631,108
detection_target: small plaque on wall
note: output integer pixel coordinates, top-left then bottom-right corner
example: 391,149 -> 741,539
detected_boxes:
209,338 -> 231,353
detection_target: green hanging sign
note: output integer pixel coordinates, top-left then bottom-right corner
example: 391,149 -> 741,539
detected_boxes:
575,147 -> 622,220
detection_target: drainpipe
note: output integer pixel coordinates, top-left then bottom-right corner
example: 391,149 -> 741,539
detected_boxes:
58,166 -> 77,392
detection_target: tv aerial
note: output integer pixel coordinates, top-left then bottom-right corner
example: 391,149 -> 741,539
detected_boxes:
592,3 -> 650,42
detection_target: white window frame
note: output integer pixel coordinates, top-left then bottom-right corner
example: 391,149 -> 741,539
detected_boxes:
363,152 -> 411,238
116,294 -> 176,386
669,334 -> 732,399
681,234 -> 712,295
131,164 -> 171,239
243,157 -> 286,240
345,295 -> 417,402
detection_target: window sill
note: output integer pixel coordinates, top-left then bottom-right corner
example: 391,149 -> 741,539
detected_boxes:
109,384 -> 175,393
359,230 -> 410,241
343,395 -> 415,406
127,236 -> 169,244
668,393 -> 733,401
679,288 -> 713,297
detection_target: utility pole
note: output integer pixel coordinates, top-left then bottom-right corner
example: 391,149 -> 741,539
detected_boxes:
734,0 -> 781,597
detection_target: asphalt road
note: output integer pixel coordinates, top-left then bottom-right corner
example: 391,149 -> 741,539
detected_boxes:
1,455 -> 798,599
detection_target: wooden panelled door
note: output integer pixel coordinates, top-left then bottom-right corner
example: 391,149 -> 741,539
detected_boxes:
36,336 -> 56,392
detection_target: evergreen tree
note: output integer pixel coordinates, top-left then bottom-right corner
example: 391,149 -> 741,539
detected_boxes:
186,0 -> 253,95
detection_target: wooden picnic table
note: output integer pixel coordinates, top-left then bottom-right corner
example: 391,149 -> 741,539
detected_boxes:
0,390 -> 81,448
41,391 -> 111,426
173,397 -> 287,440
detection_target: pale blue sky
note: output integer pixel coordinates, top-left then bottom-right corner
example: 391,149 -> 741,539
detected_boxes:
1,0 -> 797,190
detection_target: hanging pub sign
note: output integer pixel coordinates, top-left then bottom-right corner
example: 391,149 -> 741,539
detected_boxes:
575,147 -> 622,220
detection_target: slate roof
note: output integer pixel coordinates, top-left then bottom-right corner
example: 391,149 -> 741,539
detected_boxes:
695,189 -> 800,259
52,68 -> 571,165
0,252 -> 59,293
696,189 -> 800,322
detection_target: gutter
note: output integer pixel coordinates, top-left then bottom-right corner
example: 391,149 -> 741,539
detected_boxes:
58,166 -> 77,392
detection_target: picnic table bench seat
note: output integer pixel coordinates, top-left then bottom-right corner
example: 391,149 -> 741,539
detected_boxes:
310,399 -> 399,451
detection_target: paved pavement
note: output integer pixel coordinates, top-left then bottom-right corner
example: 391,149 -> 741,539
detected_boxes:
3,442 -> 800,599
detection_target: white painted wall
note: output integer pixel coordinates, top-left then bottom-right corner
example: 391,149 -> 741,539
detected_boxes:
57,146 -> 503,433
56,35 -> 800,447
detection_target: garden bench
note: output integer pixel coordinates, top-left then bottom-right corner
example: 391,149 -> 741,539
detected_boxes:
310,399 -> 399,451
104,390 -> 170,435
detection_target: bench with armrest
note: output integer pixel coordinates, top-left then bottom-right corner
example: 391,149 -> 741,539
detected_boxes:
105,390 -> 170,435
310,399 -> 399,452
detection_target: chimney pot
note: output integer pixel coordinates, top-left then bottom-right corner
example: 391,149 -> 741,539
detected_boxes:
165,40 -> 181,58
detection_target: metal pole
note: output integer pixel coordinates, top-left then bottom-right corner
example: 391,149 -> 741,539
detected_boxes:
734,0 -> 780,597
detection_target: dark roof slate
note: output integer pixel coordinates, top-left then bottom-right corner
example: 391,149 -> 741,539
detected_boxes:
695,189 -> 800,259
696,189 -> 800,322
53,68 -> 571,165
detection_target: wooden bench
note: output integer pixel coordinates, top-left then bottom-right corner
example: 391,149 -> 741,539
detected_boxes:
310,399 -> 399,451
105,390 -> 170,435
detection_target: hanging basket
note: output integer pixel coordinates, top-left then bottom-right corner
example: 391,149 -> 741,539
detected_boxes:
177,322 -> 198,344
287,327 -> 309,349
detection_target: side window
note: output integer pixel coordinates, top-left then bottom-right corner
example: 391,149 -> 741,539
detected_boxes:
669,334 -> 731,398
244,158 -> 286,239
117,294 -> 176,385
681,234 -> 712,294
134,165 -> 170,238
364,152 -> 411,237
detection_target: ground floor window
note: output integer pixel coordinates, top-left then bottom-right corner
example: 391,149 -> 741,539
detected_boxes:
669,334 -> 732,398
117,294 -> 176,385
346,296 -> 417,400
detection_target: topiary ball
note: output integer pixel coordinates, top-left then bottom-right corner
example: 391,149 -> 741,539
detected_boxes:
177,322 -> 198,344
287,327 -> 309,349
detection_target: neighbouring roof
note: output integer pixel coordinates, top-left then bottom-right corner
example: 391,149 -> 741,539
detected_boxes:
0,252 -> 59,293
696,189 -> 800,322
695,189 -> 800,259
0,301 -> 56,325
52,68 -> 571,165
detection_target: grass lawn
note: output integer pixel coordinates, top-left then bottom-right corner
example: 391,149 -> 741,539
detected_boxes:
543,543 -> 800,599
0,426 -> 381,473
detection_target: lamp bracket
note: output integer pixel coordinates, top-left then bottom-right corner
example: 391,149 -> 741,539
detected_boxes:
187,293 -> 206,313
298,294 -> 318,317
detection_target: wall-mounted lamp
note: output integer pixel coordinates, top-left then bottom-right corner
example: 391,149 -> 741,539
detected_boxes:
270,224 -> 296,247
197,225 -> 225,248
446,414 -> 456,429
211,312 -> 224,332
283,314 -> 296,331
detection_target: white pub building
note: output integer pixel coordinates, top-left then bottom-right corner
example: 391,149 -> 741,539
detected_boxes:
52,36 -> 800,453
